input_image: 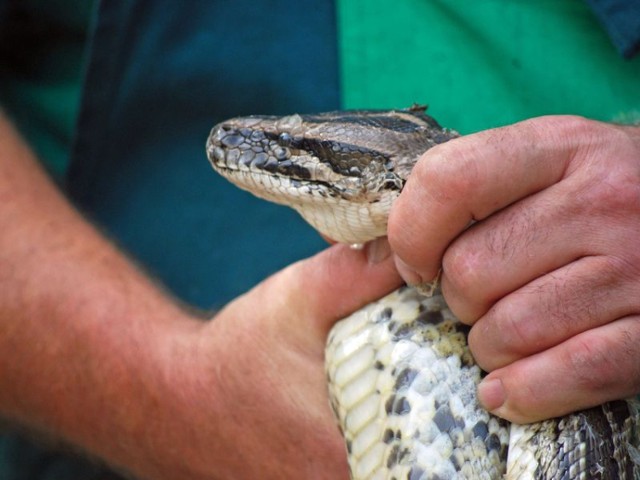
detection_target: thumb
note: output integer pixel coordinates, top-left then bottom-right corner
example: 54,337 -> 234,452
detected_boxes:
240,237 -> 402,341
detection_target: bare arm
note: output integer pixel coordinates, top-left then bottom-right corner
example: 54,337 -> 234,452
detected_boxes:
0,113 -> 402,479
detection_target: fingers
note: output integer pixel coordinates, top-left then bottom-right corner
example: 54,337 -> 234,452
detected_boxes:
400,118 -> 640,324
467,255 -> 638,372
477,316 -> 640,423
385,117 -> 640,424
237,237 -> 402,342
437,185 -> 581,323
436,165 -> 624,323
388,115 -> 594,285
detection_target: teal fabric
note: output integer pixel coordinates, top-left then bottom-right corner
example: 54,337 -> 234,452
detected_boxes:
67,0 -> 338,309
0,0 -> 94,181
0,435 -> 123,480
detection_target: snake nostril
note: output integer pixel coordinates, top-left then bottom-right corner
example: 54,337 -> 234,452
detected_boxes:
210,146 -> 225,162
210,124 -> 228,145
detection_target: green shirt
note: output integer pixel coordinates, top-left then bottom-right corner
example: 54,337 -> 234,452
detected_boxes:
338,0 -> 640,134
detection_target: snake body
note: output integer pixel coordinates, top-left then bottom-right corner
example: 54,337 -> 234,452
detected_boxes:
207,106 -> 640,479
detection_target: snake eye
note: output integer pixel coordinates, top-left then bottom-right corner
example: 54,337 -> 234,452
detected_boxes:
279,132 -> 292,146
273,146 -> 290,161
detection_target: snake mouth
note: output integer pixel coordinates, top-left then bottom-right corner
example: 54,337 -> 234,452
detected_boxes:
207,124 -> 369,201
207,124 -> 408,207
209,158 -> 363,203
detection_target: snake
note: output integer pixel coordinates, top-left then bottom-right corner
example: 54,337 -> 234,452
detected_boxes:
206,105 -> 640,479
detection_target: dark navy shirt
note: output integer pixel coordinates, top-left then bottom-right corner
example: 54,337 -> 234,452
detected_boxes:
586,0 -> 640,58
67,0 -> 339,310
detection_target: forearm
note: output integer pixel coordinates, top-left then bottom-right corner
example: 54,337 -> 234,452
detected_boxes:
0,114 -> 203,475
0,111 -> 404,479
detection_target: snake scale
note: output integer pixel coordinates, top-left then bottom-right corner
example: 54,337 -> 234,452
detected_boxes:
206,106 -> 640,479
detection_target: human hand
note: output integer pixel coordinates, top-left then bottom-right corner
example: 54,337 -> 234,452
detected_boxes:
387,116 -> 640,424
140,241 -> 401,480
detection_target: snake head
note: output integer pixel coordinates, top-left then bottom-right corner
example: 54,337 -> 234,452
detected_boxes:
207,108 -> 457,243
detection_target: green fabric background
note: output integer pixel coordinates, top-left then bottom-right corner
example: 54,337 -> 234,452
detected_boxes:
337,0 -> 640,134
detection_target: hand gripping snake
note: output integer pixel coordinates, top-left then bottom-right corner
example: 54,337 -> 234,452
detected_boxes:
206,106 -> 640,479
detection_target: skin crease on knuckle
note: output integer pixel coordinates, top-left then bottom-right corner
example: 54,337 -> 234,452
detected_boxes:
562,325 -> 637,397
468,255 -> 630,373
506,126 -> 640,415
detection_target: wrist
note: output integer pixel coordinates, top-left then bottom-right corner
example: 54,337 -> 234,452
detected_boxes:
100,310 -> 242,480
82,308 -> 210,479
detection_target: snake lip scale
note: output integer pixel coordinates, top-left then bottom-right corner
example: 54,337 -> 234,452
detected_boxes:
207,106 -> 640,479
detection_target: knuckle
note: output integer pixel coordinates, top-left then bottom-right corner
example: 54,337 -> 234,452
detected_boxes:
596,254 -> 638,287
469,301 -> 539,371
603,169 -> 640,215
411,140 -> 480,206
564,334 -> 620,392
561,122 -> 640,218
386,207 -> 414,258
531,115 -> 600,147
577,169 -> 640,218
545,114 -> 594,137
494,304 -> 536,354
442,240 -> 482,293
512,115 -> 592,159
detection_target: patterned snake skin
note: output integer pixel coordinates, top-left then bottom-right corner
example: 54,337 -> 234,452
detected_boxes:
206,106 -> 640,479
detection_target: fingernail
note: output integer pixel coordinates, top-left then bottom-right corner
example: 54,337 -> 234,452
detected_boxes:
365,237 -> 392,264
478,378 -> 506,412
393,255 -> 423,285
